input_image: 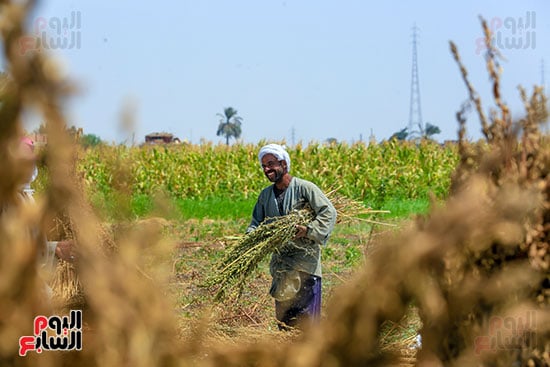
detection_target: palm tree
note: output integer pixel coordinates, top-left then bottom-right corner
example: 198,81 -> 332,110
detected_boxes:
423,123 -> 441,139
390,127 -> 409,141
216,107 -> 243,145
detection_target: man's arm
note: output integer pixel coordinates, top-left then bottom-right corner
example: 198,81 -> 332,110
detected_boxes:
301,183 -> 337,245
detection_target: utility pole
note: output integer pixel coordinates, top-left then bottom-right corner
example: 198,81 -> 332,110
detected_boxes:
542,58 -> 546,95
407,24 -> 424,139
369,129 -> 376,145
542,59 -> 548,134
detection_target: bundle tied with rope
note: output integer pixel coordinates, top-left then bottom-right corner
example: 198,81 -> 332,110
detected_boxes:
205,188 -> 390,301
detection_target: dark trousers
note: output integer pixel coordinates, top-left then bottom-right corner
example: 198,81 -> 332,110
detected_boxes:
275,272 -> 321,330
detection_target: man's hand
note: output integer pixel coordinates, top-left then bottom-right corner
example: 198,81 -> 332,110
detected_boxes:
295,225 -> 308,239
55,240 -> 77,263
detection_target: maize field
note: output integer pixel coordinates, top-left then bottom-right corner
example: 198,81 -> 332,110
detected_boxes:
32,139 -> 458,208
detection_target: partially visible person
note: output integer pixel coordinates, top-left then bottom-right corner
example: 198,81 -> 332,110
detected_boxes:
247,143 -> 337,330
16,137 -> 76,269
19,136 -> 38,197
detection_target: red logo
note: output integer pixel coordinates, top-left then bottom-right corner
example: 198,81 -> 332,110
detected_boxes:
474,310 -> 536,354
19,310 -> 82,356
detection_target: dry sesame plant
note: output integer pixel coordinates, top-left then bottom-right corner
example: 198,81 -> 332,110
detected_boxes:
2,2 -> 549,366
205,189 -> 388,302
0,3 -> 180,367
205,208 -> 314,301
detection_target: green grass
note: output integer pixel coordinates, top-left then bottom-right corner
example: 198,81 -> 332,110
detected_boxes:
124,195 -> 430,221
174,197 -> 257,220
376,197 -> 432,219
131,194 -> 155,216
90,193 -> 257,221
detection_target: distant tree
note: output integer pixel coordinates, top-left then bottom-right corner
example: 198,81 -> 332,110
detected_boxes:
423,123 -> 441,139
325,137 -> 338,145
81,133 -> 102,148
216,107 -> 243,145
390,128 -> 409,141
390,123 -> 441,142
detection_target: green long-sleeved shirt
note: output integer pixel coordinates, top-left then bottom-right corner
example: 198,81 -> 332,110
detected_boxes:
247,177 -> 337,277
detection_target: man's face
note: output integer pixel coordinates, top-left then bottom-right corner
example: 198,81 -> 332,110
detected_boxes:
261,154 -> 286,183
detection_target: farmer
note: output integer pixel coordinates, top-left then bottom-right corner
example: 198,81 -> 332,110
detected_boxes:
16,137 -> 75,272
247,143 -> 337,329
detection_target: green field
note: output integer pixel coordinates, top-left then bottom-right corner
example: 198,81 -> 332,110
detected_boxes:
49,140 -> 455,348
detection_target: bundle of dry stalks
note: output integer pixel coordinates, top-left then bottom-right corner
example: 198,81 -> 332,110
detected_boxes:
205,208 -> 314,301
205,189 -> 386,301
47,212 -> 117,311
49,261 -> 83,309
43,211 -> 80,311
324,187 -> 391,225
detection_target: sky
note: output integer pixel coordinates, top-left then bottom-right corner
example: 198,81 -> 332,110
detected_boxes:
7,0 -> 550,145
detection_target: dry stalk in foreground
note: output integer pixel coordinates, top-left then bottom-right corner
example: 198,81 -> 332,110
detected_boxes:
193,18 -> 549,367
4,4 -> 547,366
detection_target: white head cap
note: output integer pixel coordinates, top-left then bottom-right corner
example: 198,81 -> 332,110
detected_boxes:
258,143 -> 290,172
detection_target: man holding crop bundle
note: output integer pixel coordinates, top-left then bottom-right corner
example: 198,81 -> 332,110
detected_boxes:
247,143 -> 336,329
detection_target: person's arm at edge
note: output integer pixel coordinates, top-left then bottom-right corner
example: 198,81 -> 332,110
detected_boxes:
46,240 -> 76,262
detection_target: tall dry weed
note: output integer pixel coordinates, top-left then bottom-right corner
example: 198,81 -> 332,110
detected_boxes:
0,3 -> 548,367
181,17 -> 549,367
0,2 -> 181,367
